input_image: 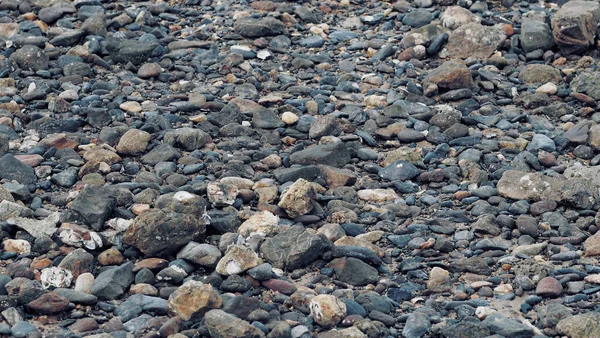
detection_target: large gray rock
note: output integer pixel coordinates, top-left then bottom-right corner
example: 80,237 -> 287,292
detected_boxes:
69,186 -> 117,230
445,23 -> 506,59
9,45 -> 48,71
327,257 -> 379,286
123,209 -> 207,257
163,128 -> 211,151
289,142 -> 351,168
260,225 -> 329,271
90,263 -> 134,300
105,37 -> 157,65
551,0 -> 600,55
520,17 -> 554,53
497,170 -> 562,202
234,17 -> 286,38
0,154 -> 37,185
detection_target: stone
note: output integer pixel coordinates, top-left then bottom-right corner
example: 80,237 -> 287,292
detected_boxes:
238,210 -> 279,238
10,45 -> 48,71
167,280 -> 222,321
423,60 -> 473,90
445,23 -> 506,59
235,17 -> 286,38
278,178 -> 319,218
163,128 -> 211,151
69,186 -> 117,230
123,209 -> 207,257
27,292 -> 70,314
137,62 -> 162,78
427,267 -> 451,292
10,212 -> 60,239
557,312 -> 600,338
440,6 -> 481,29
482,313 -> 533,338
207,182 -> 239,206
3,240 -> 30,254
519,64 -> 562,84
98,248 -> 123,266
309,295 -> 347,327
205,309 -> 266,338
260,225 -> 329,271
105,37 -> 157,65
90,263 -> 134,300
571,72 -> 600,100
318,165 -> 357,189
497,170 -> 561,202
0,154 -> 37,185
535,277 -> 563,298
328,257 -> 379,286
10,321 -> 39,338
378,160 -> 421,181
177,242 -> 222,267
290,142 -> 351,168
357,189 -> 399,202
564,121 -> 592,144
584,231 -> 600,256
520,17 -> 554,53
115,129 -> 151,155
215,245 -> 262,276
403,313 -> 430,338
551,1 -> 600,55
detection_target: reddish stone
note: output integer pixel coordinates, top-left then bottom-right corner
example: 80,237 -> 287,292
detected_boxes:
28,292 -> 70,314
133,258 -> 169,272
262,279 -> 297,295
69,318 -> 99,333
14,154 -> 43,167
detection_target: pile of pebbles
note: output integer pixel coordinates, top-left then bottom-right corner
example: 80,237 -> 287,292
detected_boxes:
0,0 -> 599,336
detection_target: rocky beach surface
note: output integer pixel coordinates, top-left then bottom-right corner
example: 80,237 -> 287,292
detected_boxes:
0,0 -> 598,337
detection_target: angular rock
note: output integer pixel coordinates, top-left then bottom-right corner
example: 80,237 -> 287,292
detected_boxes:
310,295 -> 347,327
551,1 -> 600,55
520,17 -> 554,53
497,170 -> 562,202
445,23 -> 506,59
163,128 -> 211,151
260,225 -> 329,271
235,17 -> 286,38
90,263 -> 134,301
123,209 -> 207,257
328,257 -> 379,286
205,309 -> 266,338
278,178 -> 319,218
215,245 -> 262,276
290,142 -> 351,168
0,154 -> 37,185
69,186 -> 116,230
167,280 -> 222,321
423,60 -> 473,90
105,37 -> 157,65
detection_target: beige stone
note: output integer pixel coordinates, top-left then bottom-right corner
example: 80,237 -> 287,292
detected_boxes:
167,280 -> 222,321
238,210 -> 279,237
215,245 -> 262,276
309,295 -> 347,327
